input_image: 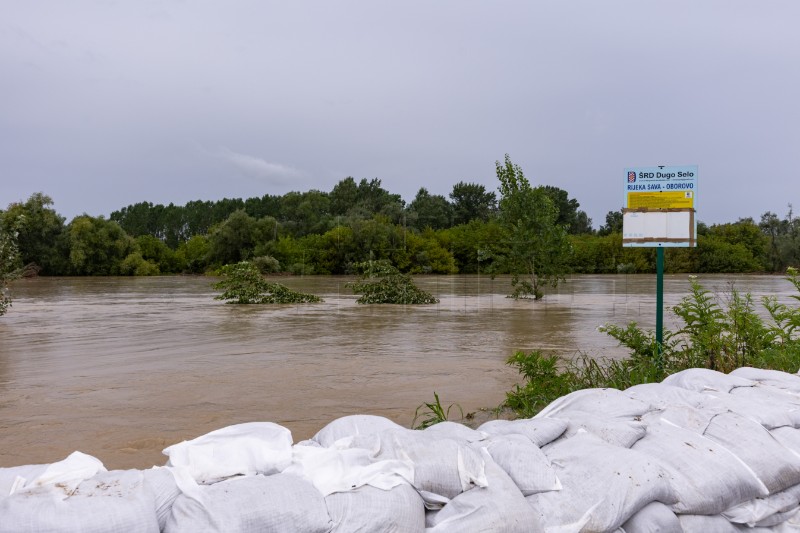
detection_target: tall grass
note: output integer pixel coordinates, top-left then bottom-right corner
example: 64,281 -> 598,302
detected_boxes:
506,268 -> 800,418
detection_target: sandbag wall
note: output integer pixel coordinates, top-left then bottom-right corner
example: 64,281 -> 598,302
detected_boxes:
4,367 -> 800,531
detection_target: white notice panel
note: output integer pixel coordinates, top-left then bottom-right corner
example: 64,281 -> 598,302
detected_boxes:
622,210 -> 695,247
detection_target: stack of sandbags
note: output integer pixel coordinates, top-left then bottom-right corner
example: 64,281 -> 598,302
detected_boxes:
6,368 -> 800,531
313,416 -> 552,532
624,368 -> 800,531
525,368 -> 800,531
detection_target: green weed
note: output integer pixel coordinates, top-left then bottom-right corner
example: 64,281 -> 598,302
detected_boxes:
412,392 -> 463,429
505,269 -> 800,417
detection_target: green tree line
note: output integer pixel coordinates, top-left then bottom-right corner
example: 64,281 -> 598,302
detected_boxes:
2,164 -> 799,282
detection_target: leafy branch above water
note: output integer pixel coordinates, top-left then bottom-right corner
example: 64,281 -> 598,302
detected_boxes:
0,220 -> 22,316
213,261 -> 322,304
348,260 -> 439,304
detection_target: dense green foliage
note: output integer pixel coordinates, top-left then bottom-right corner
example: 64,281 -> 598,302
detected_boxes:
0,193 -> 66,274
505,269 -> 800,417
1,164 -> 798,283
213,261 -> 322,304
0,222 -> 21,316
348,260 -> 439,304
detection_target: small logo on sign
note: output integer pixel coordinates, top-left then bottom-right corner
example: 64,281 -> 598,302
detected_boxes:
627,172 -> 636,183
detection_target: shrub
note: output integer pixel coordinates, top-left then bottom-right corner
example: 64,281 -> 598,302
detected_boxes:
348,260 -> 438,304
120,252 -> 160,276
213,261 -> 322,304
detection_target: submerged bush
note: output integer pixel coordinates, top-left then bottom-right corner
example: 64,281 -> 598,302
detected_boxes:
348,260 -> 439,304
506,269 -> 800,417
213,261 -> 322,304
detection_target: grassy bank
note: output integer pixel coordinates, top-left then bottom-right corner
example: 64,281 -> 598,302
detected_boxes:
504,268 -> 800,418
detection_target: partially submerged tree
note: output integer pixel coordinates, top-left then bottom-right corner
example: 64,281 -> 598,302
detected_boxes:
0,193 -> 66,274
0,221 -> 21,316
496,154 -> 571,299
349,260 -> 439,304
213,261 -> 322,304
66,215 -> 135,275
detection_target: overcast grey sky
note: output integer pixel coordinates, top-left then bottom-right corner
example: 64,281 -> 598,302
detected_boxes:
2,1 -> 799,227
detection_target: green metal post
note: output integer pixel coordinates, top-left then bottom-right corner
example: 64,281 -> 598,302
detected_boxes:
656,247 -> 665,369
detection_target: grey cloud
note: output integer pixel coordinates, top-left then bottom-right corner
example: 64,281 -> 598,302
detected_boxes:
215,148 -> 302,185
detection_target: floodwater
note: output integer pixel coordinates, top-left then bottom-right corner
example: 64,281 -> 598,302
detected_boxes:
0,274 -> 796,469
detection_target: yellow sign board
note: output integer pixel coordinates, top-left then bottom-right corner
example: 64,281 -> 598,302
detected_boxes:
627,190 -> 694,210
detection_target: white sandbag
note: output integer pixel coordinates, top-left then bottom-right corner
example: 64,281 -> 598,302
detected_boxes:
537,388 -> 652,448
754,507 -> 800,528
423,421 -> 487,443
619,501 -> 682,533
313,414 -> 405,447
284,443 -> 413,496
528,431 -> 677,532
4,451 -> 106,499
627,383 -> 728,433
0,464 -> 45,499
772,511 -> 800,531
537,387 -> 652,420
727,385 -> 800,429
677,514 -> 742,532
640,404 -> 717,435
556,411 -> 647,448
428,449 -> 544,532
162,422 -> 293,483
632,418 -> 769,515
772,427 -> 800,458
662,367 -> 755,393
142,467 -> 182,531
164,473 -> 332,533
0,469 -> 160,533
702,412 -> 800,493
731,367 -> 800,394
479,434 -> 561,496
677,514 -> 780,532
326,482 -> 425,532
478,417 -> 568,447
348,428 -> 487,500
724,483 -> 800,526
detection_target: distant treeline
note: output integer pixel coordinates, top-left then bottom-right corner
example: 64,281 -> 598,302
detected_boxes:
1,176 -> 799,277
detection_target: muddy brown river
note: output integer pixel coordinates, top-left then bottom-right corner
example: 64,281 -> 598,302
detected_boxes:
0,274 -> 796,469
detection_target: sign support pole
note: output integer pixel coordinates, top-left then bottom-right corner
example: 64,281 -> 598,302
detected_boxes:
622,164 -> 697,372
656,246 -> 664,370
